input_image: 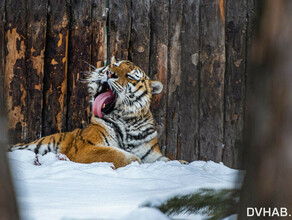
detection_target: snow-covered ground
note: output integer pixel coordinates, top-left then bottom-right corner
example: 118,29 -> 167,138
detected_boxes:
8,150 -> 244,220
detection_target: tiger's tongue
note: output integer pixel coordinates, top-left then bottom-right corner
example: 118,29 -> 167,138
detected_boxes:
92,91 -> 116,118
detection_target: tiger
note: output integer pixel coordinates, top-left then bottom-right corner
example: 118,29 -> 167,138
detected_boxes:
9,57 -> 187,168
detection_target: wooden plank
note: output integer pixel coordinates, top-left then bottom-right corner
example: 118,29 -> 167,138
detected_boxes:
91,0 -> 106,68
0,0 -> 5,114
177,0 -> 200,162
199,0 -> 225,162
67,0 -> 92,131
42,0 -> 69,136
25,0 -> 48,142
5,0 -> 27,144
129,0 -> 150,72
165,0 -> 183,160
149,0 -> 169,154
222,0 -> 247,168
108,0 -> 131,60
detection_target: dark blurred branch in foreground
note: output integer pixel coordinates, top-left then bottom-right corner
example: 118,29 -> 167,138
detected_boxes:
144,188 -> 240,219
0,81 -> 19,219
240,0 -> 292,218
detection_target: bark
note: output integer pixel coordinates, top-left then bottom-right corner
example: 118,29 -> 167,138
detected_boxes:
43,0 -> 69,136
5,0 -> 28,144
26,0 -> 48,142
108,0 -> 131,61
91,0 -> 106,68
165,0 -> 183,160
223,0 -> 247,168
67,0 -> 92,131
149,0 -> 169,155
199,0 -> 225,162
239,0 -> 292,218
129,0 -> 150,73
177,0 -> 200,162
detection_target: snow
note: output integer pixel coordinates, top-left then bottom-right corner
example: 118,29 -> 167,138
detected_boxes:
8,150 -> 244,220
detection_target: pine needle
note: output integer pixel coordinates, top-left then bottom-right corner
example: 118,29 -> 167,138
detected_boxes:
143,188 -> 240,220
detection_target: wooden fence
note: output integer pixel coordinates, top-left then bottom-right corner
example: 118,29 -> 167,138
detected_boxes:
1,0 -> 257,168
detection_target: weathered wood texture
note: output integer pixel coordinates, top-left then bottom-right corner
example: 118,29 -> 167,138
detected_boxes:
43,0 -> 69,136
91,0 -> 106,68
25,0 -> 48,142
199,0 -> 225,162
223,0 -> 247,168
129,0 -> 150,73
149,0 -> 169,155
3,0 -> 257,168
67,0 -> 92,131
108,0 -> 131,61
178,0 -> 200,161
165,0 -> 183,160
5,0 -> 27,144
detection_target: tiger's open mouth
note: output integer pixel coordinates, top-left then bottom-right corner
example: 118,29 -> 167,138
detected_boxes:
92,82 -> 117,118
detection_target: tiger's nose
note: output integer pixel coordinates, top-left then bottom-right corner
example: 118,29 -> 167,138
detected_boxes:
107,70 -> 118,79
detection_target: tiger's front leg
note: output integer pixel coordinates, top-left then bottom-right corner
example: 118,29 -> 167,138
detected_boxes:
62,145 -> 141,169
136,139 -> 189,164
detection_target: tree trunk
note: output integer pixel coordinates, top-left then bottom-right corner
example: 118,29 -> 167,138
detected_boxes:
42,0 -> 69,136
239,0 -> 292,218
199,0 -> 225,162
0,71 -> 19,220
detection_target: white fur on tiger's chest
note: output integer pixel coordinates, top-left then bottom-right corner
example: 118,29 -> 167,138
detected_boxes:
92,117 -> 121,149
94,115 -> 159,160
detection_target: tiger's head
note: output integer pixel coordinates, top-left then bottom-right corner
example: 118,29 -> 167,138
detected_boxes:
87,57 -> 163,118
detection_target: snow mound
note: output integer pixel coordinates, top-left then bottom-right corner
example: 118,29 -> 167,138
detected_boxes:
7,150 -> 244,220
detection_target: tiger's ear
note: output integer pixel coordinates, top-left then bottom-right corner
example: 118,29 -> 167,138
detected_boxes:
111,56 -> 119,64
150,81 -> 163,94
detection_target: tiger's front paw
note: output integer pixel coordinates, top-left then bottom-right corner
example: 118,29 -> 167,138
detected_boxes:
57,153 -> 70,161
128,155 -> 142,164
179,160 -> 189,165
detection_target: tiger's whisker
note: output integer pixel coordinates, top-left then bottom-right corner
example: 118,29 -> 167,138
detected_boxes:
82,60 -> 97,70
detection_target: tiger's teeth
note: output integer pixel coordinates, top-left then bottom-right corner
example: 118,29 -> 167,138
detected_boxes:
103,104 -> 106,109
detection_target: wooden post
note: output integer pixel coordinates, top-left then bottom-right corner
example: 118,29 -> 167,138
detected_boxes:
149,0 -> 169,154
91,0 -> 107,68
25,0 -> 48,142
177,0 -> 200,162
67,0 -> 92,131
199,0 -> 225,162
129,0 -> 150,73
222,0 -> 247,168
108,0 -> 131,60
5,0 -> 27,144
42,0 -> 69,136
165,0 -> 183,160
